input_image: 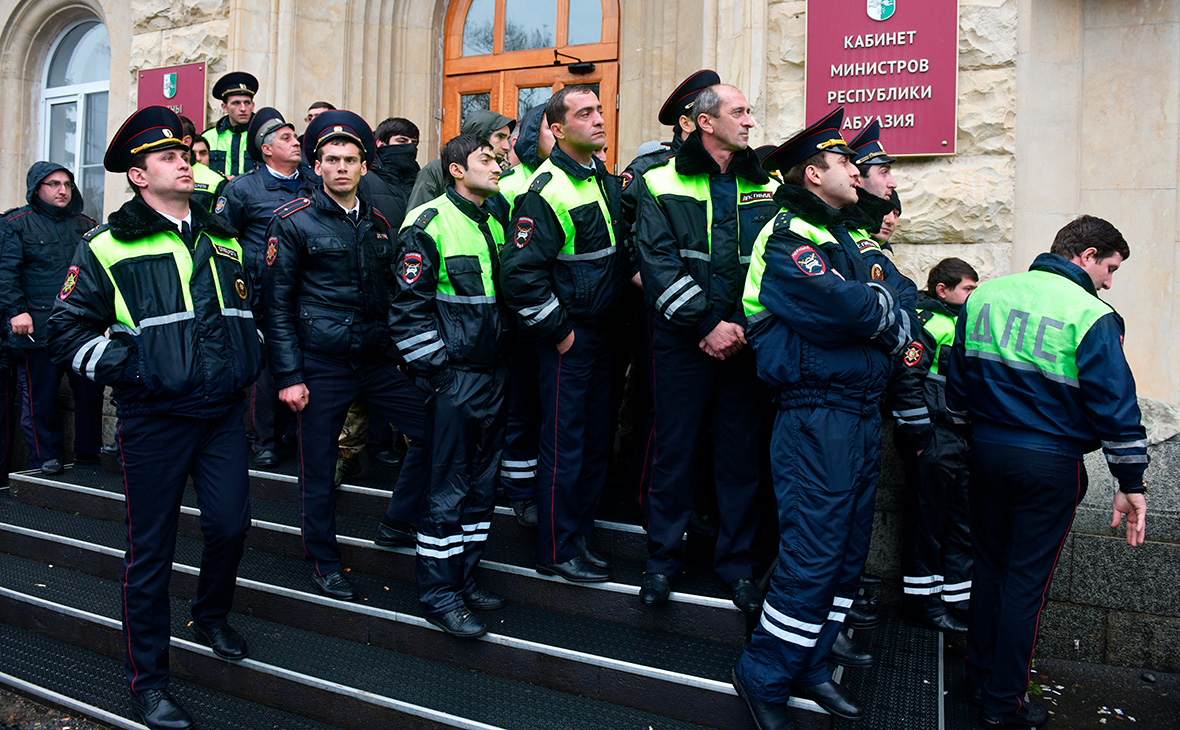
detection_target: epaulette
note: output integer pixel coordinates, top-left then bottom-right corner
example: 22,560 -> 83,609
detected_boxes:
370,207 -> 391,229
917,309 -> 935,326
76,214 -> 97,226
772,210 -> 794,231
528,172 -> 553,194
412,208 -> 438,230
3,209 -> 30,223
1,207 -> 19,219
275,198 -> 311,218
82,223 -> 109,242
500,168 -> 517,181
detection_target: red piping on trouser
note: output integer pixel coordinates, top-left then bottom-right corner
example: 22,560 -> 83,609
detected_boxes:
550,351 -> 562,564
117,420 -> 141,694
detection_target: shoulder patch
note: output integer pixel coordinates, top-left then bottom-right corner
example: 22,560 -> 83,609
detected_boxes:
413,208 -> 438,230
790,245 -> 827,276
215,196 -> 227,213
265,236 -> 278,266
212,244 -> 241,264
871,263 -> 884,280
82,223 -> 108,242
740,191 -> 774,204
528,172 -> 553,194
275,198 -> 311,218
903,341 -> 924,368
621,171 -> 634,191
59,265 -> 80,300
856,237 -> 882,254
513,216 -> 535,248
401,252 -> 423,284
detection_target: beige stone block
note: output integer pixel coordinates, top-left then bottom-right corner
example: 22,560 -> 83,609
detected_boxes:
158,21 -> 229,69
958,1 -> 1018,69
1084,0 -> 1179,29
1081,23 -> 1179,188
1011,210 -> 1075,268
1018,60 -> 1080,212
890,242 -> 1013,285
132,0 -> 180,33
1027,0 -> 1083,63
183,0 -> 230,27
893,155 -> 1015,244
956,67 -> 1016,156
131,30 -> 165,70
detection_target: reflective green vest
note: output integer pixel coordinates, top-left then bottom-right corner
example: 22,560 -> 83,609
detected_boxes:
531,157 -> 617,257
962,269 -> 1112,387
402,195 -> 505,299
202,123 -> 253,178
920,309 -> 955,375
742,211 -> 837,323
499,163 -> 537,210
191,162 -> 226,212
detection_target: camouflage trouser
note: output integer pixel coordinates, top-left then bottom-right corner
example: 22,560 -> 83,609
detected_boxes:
338,400 -> 369,458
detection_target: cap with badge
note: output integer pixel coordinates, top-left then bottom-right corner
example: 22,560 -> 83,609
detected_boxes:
848,119 -> 897,167
104,106 -> 189,173
247,107 -> 295,163
212,72 -> 259,102
304,110 -> 376,167
759,107 -> 856,173
657,69 -> 722,126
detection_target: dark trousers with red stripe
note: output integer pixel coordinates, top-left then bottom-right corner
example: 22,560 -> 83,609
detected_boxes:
248,363 -> 280,455
500,336 -> 540,502
965,441 -> 1086,719
298,353 -> 426,576
16,348 -> 104,468
117,401 -> 251,694
646,328 -> 763,581
534,324 -> 613,565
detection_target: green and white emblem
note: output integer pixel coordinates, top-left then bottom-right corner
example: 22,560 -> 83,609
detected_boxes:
163,72 -> 178,99
867,0 -> 895,21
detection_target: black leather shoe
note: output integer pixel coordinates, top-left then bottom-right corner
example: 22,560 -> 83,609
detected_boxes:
639,572 -> 672,606
40,458 -> 64,475
847,604 -> 880,630
906,611 -> 968,636
859,573 -> 883,588
510,499 -> 538,528
732,668 -> 793,730
536,556 -> 610,583
371,446 -> 405,467
981,702 -> 1049,729
251,449 -> 279,468
74,453 -> 101,466
192,622 -> 248,660
965,677 -> 984,708
374,519 -> 416,547
463,587 -> 506,611
794,679 -> 864,721
571,535 -> 610,569
730,578 -> 762,614
427,606 -> 487,639
311,570 -> 357,600
130,688 -> 194,730
853,594 -> 875,609
830,630 -> 874,668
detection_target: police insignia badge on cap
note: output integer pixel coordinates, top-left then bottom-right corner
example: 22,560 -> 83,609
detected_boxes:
235,277 -> 248,299
514,216 -> 535,248
871,263 -> 884,280
59,265 -> 80,300
903,341 -> 924,368
215,197 -> 227,214
402,252 -> 423,284
790,245 -> 826,276
266,236 -> 278,266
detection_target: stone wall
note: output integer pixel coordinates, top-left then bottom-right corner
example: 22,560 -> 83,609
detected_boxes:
129,0 -> 230,127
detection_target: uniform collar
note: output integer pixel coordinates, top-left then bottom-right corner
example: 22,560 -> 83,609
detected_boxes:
445,186 -> 488,223
549,144 -> 602,182
1030,252 -> 1098,297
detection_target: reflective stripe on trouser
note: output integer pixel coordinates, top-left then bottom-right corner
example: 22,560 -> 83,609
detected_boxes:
117,401 -> 250,693
416,368 -> 507,614
500,335 -> 541,502
965,442 -> 1085,719
297,353 -> 426,576
534,324 -> 613,565
646,327 -> 764,582
734,405 -> 882,702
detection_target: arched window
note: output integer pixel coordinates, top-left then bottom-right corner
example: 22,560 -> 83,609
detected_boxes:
443,0 -> 619,169
41,20 -> 110,221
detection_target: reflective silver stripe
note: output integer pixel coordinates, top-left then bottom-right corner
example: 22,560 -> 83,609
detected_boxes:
759,614 -> 818,647
397,331 -> 439,350
739,255 -> 751,265
899,417 -> 932,425
500,469 -> 537,479
463,532 -> 489,543
85,339 -> 111,380
904,575 -> 944,585
501,459 -> 538,468
1107,454 -> 1149,464
927,372 -> 946,383
417,533 -> 466,547
677,249 -> 710,262
655,276 -> 694,311
520,297 -> 560,326
762,602 -> 822,634
71,336 -> 105,375
556,247 -> 616,262
904,585 -> 942,596
942,591 -> 971,602
437,292 -> 496,305
746,308 -> 772,325
832,596 -> 854,608
220,308 -> 254,319
110,324 -> 140,336
943,581 -> 971,592
518,296 -> 556,318
403,340 -> 445,363
417,544 -> 465,559
138,311 -> 196,328
1103,439 -> 1147,450
462,522 -> 492,532
827,611 -> 848,623
893,408 -> 927,418
663,284 -> 703,319
964,349 -> 1081,387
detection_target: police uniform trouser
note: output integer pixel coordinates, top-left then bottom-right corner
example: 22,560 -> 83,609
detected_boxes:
416,367 -> 507,615
249,363 -> 281,455
966,441 -> 1086,719
632,303 -> 656,512
535,324 -> 613,565
17,348 -> 104,467
647,327 -> 762,580
734,405 -> 880,701
117,401 -> 251,693
0,363 -> 15,480
298,352 -> 426,576
901,424 -> 972,616
499,336 -> 540,502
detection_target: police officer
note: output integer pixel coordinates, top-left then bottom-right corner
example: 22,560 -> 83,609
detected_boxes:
633,83 -> 777,610
500,85 -> 621,583
390,134 -> 511,638
0,162 -> 103,475
263,110 -> 427,601
730,108 -> 910,728
46,106 -> 263,730
218,107 -> 314,467
947,215 -> 1147,729
202,71 -> 259,178
178,115 -> 227,212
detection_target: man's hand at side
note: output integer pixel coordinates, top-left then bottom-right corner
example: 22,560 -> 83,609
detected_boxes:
280,383 -> 310,412
1112,490 -> 1147,547
699,321 -> 746,360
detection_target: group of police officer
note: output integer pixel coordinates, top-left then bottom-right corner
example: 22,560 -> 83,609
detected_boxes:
4,62 -> 1149,730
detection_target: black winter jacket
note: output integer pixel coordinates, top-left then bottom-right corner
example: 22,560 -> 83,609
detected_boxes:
619,135 -> 678,277
372,145 -> 419,211
360,164 -> 409,234
216,165 -> 315,281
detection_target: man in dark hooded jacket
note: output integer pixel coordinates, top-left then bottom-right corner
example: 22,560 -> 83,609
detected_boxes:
373,117 -> 421,214
407,110 -> 515,210
0,162 -> 103,474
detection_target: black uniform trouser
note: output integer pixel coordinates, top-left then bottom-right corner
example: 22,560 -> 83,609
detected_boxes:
535,324 -> 612,565
117,401 -> 251,694
500,336 -> 540,502
298,353 -> 426,576
965,441 -> 1086,719
646,327 -> 762,581
901,423 -> 972,616
416,367 -> 507,615
382,436 -> 428,526
0,363 -> 16,481
16,348 -> 104,467
631,307 -> 656,513
248,364 -> 280,455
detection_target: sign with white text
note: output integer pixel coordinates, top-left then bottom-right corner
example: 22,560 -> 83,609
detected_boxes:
137,63 -> 207,132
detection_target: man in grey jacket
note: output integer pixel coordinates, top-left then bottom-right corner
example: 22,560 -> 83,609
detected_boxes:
406,110 -> 515,209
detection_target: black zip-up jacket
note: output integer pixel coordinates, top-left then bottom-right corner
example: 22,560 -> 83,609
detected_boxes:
360,163 -> 409,233
846,187 -> 918,310
888,291 -> 957,454
263,187 -> 397,388
500,145 -> 622,344
620,135 -> 678,277
0,162 -> 96,350
217,165 -> 315,281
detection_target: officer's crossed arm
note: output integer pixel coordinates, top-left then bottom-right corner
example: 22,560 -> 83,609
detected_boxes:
389,225 -> 451,391
45,242 -> 134,384
500,190 -> 572,350
261,215 -> 308,411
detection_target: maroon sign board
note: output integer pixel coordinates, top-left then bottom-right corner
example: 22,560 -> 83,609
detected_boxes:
805,0 -> 959,156
137,63 -> 207,131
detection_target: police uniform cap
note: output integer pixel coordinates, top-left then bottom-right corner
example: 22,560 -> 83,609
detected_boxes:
753,144 -> 777,165
760,107 -> 856,173
304,110 -> 376,167
248,107 -> 295,163
848,119 -> 897,166
103,106 -> 188,173
212,72 -> 259,102
657,69 -> 722,126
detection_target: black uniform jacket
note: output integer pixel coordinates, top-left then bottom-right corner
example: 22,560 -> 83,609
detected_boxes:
217,166 -> 315,280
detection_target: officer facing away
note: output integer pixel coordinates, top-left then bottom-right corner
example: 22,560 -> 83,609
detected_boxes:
947,215 -> 1147,730
47,106 -> 264,730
